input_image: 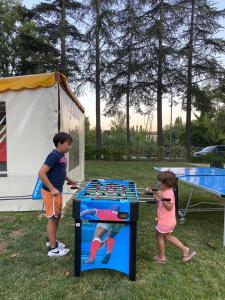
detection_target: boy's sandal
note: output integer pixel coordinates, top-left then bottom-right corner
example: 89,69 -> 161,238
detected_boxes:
183,250 -> 196,262
153,255 -> 166,264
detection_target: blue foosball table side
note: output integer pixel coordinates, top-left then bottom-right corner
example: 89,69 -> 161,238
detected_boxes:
72,179 -> 139,281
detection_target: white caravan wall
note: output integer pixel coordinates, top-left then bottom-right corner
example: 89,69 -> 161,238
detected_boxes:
5,85 -> 58,173
0,82 -> 84,211
0,85 -> 58,210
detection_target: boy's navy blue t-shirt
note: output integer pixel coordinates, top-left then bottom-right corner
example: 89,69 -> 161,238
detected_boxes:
42,149 -> 67,193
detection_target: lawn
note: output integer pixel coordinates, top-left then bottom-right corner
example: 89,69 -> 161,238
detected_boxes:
1,161 -> 225,300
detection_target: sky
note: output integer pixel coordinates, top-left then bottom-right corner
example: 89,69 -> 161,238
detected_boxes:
22,0 -> 225,131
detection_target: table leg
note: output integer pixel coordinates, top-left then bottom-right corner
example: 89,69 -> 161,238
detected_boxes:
224,204 -> 225,247
174,177 -> 179,216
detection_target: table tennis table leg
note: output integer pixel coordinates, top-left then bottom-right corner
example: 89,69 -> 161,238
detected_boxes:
224,204 -> 225,247
174,177 -> 179,216
179,185 -> 195,223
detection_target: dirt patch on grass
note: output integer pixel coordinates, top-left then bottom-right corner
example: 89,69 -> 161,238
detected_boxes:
9,229 -> 25,238
0,215 -> 15,222
0,240 -> 7,252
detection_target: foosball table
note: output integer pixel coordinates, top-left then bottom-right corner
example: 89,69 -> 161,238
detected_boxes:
73,179 -> 139,281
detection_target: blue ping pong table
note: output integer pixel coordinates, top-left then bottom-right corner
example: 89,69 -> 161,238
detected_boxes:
154,167 -> 225,212
153,167 -> 225,177
154,167 -> 225,245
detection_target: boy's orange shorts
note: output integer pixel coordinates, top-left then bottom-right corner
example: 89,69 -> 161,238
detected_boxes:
41,189 -> 62,218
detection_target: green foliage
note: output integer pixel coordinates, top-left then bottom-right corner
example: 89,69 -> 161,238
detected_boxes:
30,0 -> 84,79
163,117 -> 185,146
85,143 -> 96,160
191,117 -> 225,147
0,0 -> 21,76
85,144 -> 125,161
101,146 -> 124,161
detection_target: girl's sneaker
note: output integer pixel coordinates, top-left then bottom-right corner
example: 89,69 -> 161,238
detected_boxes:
46,240 -> 66,249
48,247 -> 69,257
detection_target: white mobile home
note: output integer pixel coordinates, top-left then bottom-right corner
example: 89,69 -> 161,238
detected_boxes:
0,72 -> 85,211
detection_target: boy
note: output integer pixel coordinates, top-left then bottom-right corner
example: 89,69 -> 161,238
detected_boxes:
38,132 -> 77,257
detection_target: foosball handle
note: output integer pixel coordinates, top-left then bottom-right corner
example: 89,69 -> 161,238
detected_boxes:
145,198 -> 171,204
145,188 -> 158,195
161,198 -> 171,202
71,185 -> 80,190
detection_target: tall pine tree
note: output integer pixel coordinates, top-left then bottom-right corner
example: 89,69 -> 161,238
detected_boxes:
81,0 -> 115,150
177,0 -> 225,157
31,0 -> 84,79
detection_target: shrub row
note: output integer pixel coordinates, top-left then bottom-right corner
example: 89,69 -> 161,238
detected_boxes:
85,144 -> 199,161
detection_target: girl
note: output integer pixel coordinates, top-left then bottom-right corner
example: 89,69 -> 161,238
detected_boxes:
147,171 -> 196,264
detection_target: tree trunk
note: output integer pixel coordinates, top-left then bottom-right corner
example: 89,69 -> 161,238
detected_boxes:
185,0 -> 195,159
95,0 -> 101,153
126,66 -> 131,145
60,0 -> 66,74
157,0 -> 164,152
126,0 -> 133,146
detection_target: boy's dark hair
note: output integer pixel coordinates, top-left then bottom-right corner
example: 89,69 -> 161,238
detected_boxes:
157,171 -> 176,188
53,132 -> 73,147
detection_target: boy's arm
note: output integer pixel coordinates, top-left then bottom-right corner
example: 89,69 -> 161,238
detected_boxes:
38,164 -> 60,196
66,176 -> 79,186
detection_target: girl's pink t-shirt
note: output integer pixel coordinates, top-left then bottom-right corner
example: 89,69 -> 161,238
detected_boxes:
157,188 -> 176,227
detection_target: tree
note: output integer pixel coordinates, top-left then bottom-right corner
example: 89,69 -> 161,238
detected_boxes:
0,0 -> 22,76
30,0 -> 84,78
139,0 -> 185,153
104,0 -> 156,145
81,0 -> 115,151
16,5 -> 60,75
177,0 -> 225,157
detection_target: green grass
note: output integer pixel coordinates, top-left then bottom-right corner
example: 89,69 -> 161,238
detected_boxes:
1,161 -> 225,299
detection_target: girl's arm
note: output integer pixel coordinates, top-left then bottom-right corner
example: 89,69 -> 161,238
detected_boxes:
161,199 -> 172,210
154,191 -> 173,210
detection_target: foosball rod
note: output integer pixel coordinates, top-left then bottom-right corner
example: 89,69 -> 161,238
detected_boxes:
88,183 -> 135,188
81,187 -> 135,193
77,195 -> 137,200
139,197 -> 171,204
83,190 -> 136,195
86,186 -> 135,191
137,188 -> 158,191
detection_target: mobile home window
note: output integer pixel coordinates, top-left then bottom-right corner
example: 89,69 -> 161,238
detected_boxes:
68,115 -> 80,171
0,102 -> 7,176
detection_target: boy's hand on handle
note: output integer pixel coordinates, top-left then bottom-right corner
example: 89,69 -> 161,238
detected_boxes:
67,177 -> 78,185
146,187 -> 152,192
67,178 -> 80,190
145,187 -> 154,195
66,178 -> 74,185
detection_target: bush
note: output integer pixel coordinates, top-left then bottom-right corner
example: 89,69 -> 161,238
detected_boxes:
85,144 -> 97,160
102,146 -> 124,160
85,144 -> 125,160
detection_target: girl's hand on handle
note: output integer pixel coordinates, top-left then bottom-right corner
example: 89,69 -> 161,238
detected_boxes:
154,190 -> 163,201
